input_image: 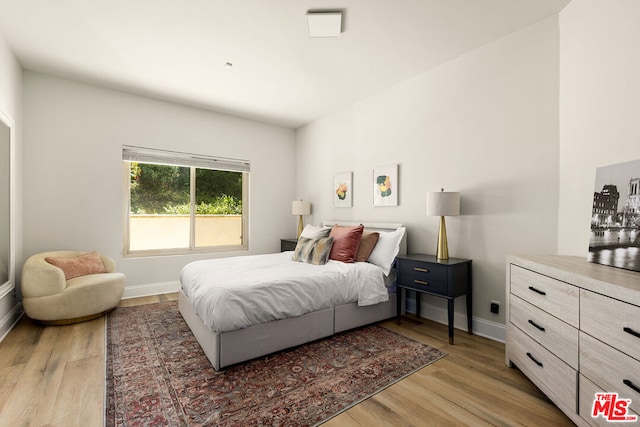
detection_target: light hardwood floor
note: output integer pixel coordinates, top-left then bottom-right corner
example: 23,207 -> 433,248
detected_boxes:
0,294 -> 574,426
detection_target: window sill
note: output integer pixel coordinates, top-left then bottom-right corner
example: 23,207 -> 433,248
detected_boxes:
122,245 -> 249,259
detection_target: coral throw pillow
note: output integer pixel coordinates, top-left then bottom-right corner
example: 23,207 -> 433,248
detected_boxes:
45,251 -> 107,280
329,225 -> 364,263
355,231 -> 380,262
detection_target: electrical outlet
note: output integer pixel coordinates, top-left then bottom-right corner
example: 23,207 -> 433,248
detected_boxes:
490,300 -> 500,314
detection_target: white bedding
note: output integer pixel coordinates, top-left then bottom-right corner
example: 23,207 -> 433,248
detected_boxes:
180,251 -> 389,333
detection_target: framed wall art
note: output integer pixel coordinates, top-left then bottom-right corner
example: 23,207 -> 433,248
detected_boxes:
373,164 -> 398,207
588,158 -> 640,272
333,172 -> 352,208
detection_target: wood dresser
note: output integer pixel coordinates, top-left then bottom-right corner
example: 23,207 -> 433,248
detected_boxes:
506,255 -> 640,426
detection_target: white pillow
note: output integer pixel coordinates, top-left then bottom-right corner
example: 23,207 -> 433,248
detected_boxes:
300,224 -> 331,239
368,227 -> 406,276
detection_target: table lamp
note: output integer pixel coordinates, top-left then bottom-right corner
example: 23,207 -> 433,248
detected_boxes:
426,189 -> 460,260
291,200 -> 311,238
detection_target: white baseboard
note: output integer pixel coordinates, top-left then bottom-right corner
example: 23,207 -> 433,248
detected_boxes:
0,301 -> 24,343
122,281 -> 180,300
406,296 -> 505,343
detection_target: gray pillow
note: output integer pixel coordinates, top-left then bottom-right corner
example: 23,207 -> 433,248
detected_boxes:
292,236 -> 334,265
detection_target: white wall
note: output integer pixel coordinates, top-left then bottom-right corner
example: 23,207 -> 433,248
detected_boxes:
23,72 -> 296,296
0,33 -> 22,341
15,0 -> 640,341
296,17 -> 560,337
558,0 -> 640,255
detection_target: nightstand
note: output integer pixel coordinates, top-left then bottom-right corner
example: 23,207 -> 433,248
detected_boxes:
396,254 -> 472,344
280,238 -> 298,252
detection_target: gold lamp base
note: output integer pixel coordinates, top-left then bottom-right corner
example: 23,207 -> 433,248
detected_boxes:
297,215 -> 304,238
436,216 -> 449,260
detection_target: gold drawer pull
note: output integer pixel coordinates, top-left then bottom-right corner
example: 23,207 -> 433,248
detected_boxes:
414,280 -> 429,285
414,267 -> 429,273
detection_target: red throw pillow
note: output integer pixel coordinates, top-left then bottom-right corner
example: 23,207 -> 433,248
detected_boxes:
329,225 -> 364,263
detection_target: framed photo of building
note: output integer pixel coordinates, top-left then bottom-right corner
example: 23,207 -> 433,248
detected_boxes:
589,158 -> 640,272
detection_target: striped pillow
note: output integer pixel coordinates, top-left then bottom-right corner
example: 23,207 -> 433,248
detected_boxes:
292,236 -> 334,265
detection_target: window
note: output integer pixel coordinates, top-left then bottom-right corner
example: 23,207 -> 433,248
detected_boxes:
123,146 -> 249,256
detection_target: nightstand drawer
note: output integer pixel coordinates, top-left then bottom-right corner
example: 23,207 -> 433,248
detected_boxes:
280,239 -> 298,252
398,259 -> 448,281
400,275 -> 447,294
397,259 -> 448,294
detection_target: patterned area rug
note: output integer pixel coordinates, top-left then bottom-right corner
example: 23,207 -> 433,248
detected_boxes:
105,301 -> 446,426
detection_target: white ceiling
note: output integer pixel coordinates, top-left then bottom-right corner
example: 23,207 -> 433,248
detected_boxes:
0,0 -> 570,128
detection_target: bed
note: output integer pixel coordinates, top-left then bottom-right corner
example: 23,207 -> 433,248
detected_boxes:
178,221 -> 407,370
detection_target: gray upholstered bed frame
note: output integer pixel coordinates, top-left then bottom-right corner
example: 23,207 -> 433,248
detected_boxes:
178,221 -> 406,370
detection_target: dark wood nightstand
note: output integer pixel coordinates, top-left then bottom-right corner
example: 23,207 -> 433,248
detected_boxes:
280,238 -> 298,252
395,254 -> 472,344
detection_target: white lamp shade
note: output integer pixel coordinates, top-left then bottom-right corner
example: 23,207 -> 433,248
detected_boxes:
426,191 -> 460,216
291,200 -> 311,216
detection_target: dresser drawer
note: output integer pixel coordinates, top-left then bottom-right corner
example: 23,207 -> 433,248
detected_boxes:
580,332 -> 640,414
510,265 -> 579,327
507,325 -> 577,413
579,374 -> 639,427
509,295 -> 578,369
397,260 -> 448,294
581,290 -> 640,361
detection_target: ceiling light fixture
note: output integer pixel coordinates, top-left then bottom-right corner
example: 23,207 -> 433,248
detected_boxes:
306,11 -> 343,38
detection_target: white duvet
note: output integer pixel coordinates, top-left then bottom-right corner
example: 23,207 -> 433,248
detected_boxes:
180,251 -> 389,333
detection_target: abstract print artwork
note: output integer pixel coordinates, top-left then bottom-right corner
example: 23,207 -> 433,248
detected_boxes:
373,164 -> 398,207
334,172 -> 352,207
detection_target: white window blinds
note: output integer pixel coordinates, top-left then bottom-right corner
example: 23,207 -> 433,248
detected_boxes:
122,145 -> 250,173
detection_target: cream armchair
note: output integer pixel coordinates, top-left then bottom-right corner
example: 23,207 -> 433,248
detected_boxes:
22,251 -> 125,325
